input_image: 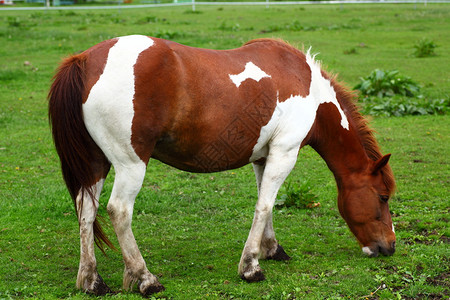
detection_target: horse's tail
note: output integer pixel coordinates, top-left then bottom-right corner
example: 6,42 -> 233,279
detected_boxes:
48,54 -> 114,253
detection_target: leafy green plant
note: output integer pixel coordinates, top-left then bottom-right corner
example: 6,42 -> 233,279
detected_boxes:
413,38 -> 437,58
355,69 -> 449,116
354,69 -> 420,98
361,96 -> 449,117
275,180 -> 320,209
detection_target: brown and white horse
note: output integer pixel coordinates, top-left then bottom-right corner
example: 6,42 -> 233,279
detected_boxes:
49,35 -> 396,296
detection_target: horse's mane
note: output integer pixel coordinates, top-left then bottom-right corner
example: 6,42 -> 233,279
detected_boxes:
244,38 -> 395,194
326,72 -> 396,195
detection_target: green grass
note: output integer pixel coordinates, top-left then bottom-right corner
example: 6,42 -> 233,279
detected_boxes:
0,4 -> 449,299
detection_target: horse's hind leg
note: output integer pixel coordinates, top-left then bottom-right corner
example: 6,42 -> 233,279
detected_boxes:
76,164 -> 111,295
261,214 -> 291,261
252,163 -> 291,262
107,162 -> 165,296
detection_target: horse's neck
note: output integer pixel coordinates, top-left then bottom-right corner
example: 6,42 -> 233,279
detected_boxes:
308,103 -> 369,189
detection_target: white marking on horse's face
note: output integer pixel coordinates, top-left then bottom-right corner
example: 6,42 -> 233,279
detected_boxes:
229,62 -> 271,88
392,223 -> 395,234
362,246 -> 374,256
83,35 -> 153,165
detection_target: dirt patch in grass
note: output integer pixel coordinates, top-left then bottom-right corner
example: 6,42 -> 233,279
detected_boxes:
426,272 -> 449,288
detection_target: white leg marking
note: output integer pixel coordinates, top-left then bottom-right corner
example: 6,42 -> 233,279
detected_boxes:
229,62 -> 271,88
83,35 -> 154,165
240,147 -> 299,280
107,162 -> 162,293
253,163 -> 278,259
76,179 -> 105,291
252,163 -> 264,197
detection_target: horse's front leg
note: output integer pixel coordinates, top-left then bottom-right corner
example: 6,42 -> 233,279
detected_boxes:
252,163 -> 291,262
107,163 -> 165,296
239,149 -> 298,282
76,179 -> 112,295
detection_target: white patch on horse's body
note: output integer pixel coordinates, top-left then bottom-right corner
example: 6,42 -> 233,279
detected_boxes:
250,51 -> 349,162
83,35 -> 153,165
306,52 -> 349,130
229,62 -> 271,88
83,35 -> 162,293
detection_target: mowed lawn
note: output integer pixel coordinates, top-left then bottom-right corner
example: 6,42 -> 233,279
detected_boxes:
0,3 -> 449,299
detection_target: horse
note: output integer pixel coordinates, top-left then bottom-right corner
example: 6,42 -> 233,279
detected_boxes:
48,35 -> 396,296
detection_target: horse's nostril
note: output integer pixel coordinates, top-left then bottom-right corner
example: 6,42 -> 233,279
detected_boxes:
391,241 -> 396,250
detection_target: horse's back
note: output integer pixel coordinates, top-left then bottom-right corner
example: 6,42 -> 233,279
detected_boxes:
82,36 -> 313,172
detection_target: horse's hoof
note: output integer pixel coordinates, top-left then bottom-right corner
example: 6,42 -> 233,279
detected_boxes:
91,273 -> 113,296
240,269 -> 266,283
267,244 -> 291,261
138,280 -> 165,297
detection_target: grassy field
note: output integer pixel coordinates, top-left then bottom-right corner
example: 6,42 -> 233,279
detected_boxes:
1,3 -> 449,299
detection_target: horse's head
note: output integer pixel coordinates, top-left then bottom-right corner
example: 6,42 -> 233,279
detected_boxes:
338,154 -> 396,257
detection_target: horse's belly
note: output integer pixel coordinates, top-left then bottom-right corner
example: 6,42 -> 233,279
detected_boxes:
152,127 -> 260,173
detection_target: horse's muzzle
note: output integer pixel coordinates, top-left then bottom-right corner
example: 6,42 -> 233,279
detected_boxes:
362,241 -> 396,257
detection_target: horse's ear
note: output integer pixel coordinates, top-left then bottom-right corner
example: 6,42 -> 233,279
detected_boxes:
372,154 -> 391,174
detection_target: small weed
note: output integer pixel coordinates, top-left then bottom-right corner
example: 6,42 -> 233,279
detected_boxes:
259,24 -> 281,33
259,21 -> 359,34
0,68 -> 26,82
58,10 -> 77,17
343,47 -> 357,55
135,16 -> 166,25
413,38 -> 437,58
184,9 -> 203,14
7,17 -> 22,28
285,20 -> 305,31
112,17 -> 127,24
0,112 -> 13,128
30,12 -> 44,19
260,21 -> 317,33
275,180 -> 320,209
218,21 -> 240,32
152,29 -> 184,40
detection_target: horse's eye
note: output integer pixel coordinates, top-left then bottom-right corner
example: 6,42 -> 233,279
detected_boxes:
379,195 -> 389,203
